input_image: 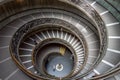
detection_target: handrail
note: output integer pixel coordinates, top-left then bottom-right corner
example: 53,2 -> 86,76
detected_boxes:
105,0 -> 120,14
97,0 -> 120,22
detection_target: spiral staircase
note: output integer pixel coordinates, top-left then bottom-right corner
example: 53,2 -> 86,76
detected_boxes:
0,0 -> 120,80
